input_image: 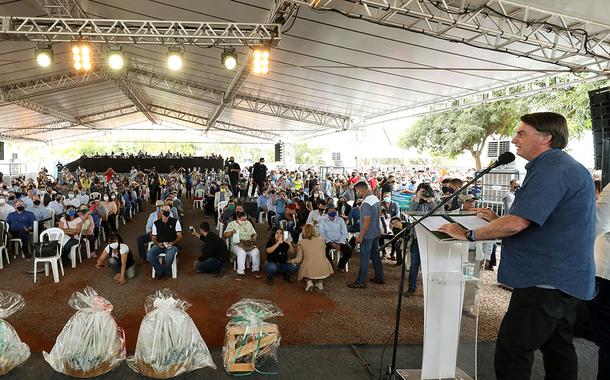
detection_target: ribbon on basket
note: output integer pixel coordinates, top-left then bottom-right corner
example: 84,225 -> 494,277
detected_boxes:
229,308 -> 277,376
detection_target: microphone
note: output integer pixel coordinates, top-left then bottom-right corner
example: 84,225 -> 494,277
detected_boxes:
489,151 -> 516,170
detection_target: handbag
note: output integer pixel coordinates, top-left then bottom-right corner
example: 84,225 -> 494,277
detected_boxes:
34,240 -> 60,258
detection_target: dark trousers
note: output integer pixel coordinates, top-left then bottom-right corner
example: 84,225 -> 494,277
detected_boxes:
9,229 -> 30,255
251,179 -> 264,197
324,242 -> 353,270
196,257 -> 223,273
62,238 -> 80,259
588,276 -> 610,380
495,287 -> 581,380
136,233 -> 151,260
408,240 -> 421,291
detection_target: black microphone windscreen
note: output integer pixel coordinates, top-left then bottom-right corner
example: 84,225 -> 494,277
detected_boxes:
497,152 -> 516,166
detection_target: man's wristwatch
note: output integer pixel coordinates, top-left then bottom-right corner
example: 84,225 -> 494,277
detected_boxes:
465,230 -> 476,242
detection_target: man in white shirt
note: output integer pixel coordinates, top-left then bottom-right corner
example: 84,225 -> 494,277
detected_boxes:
319,205 -> 352,272
26,195 -> 50,221
0,195 -> 15,221
64,191 -> 81,208
306,198 -> 328,232
48,194 -> 65,216
502,179 -> 520,216
589,181 -> 610,379
77,189 -> 89,206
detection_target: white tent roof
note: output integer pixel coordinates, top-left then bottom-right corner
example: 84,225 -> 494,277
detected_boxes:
0,0 -> 608,143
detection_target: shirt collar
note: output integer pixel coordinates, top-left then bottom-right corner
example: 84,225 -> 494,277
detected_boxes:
525,148 -> 558,170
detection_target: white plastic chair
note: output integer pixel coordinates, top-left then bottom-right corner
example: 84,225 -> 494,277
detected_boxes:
69,231 -> 84,268
34,228 -> 65,283
193,189 -> 205,209
329,248 -> 349,272
150,245 -> 178,279
0,223 -> 9,269
217,200 -> 228,232
258,210 -> 267,224
6,223 -> 26,259
347,200 -> 354,207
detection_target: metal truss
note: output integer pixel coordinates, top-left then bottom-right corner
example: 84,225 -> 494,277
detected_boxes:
206,0 -> 300,130
1,105 -> 139,138
287,0 -> 610,71
3,67 -> 352,129
34,0 -> 87,18
115,79 -> 158,124
148,105 -> 280,141
0,16 -> 282,47
366,71 -> 606,125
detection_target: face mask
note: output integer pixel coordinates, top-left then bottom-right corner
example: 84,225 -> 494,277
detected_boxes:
55,197 -> 62,202
33,200 -> 41,205
411,180 -> 416,184
0,199 -> 5,205
111,195 -> 116,200
384,197 -> 391,203
8,196 -> 14,201
162,211 -> 171,217
109,242 -> 119,249
441,186 -> 452,194
68,193 -> 74,199
228,204 -> 236,210
313,193 -> 319,198
318,207 -> 325,212
328,211 -> 337,218
16,206 -> 24,212
103,196 -> 109,201
67,209 -> 76,217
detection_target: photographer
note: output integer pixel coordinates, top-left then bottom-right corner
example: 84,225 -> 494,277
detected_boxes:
405,183 -> 438,297
192,221 -> 229,276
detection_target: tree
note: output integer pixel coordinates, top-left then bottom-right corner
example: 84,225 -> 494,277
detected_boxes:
295,143 -> 325,166
399,100 -> 528,170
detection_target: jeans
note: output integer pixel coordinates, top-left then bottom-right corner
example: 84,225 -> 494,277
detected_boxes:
136,233 -> 151,260
196,257 -> 223,274
495,287 -> 581,380
264,261 -> 299,279
588,276 -> 610,380
408,239 -> 421,291
9,229 -> 30,256
147,244 -> 178,277
356,237 -> 383,285
108,257 -> 136,279
62,238 -> 80,259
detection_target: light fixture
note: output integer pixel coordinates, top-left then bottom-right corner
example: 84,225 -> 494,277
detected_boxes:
72,42 -> 92,71
167,46 -> 183,71
107,46 -> 125,70
221,47 -> 238,70
35,45 -> 53,67
251,48 -> 270,74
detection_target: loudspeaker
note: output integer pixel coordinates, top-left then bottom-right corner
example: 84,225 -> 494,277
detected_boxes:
0,142 -> 4,161
588,87 -> 610,187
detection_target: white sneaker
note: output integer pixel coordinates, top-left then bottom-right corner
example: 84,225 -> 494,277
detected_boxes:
315,282 -> 323,290
305,280 -> 314,292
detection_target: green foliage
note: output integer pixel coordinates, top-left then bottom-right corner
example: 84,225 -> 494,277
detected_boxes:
295,143 -> 324,166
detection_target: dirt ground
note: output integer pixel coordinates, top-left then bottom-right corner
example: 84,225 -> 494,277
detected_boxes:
0,198 -> 510,353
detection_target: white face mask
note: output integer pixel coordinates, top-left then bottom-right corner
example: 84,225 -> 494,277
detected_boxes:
109,242 -> 119,249
0,198 -> 5,205
68,193 -> 74,199
110,195 -> 116,200
103,195 -> 109,201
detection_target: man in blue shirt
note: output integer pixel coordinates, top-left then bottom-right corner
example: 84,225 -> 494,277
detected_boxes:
440,112 -> 595,380
6,199 -> 36,257
319,205 -> 352,272
348,181 -> 384,288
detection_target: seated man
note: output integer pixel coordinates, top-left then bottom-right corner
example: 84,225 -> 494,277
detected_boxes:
64,190 -> 81,208
47,193 -> 65,217
192,221 -> 229,276
137,200 -> 163,261
319,205 -> 352,272
256,188 -> 269,223
26,195 -> 50,221
306,198 -> 328,233
6,200 -> 35,257
223,211 -> 260,279
147,204 -> 182,278
0,194 -> 16,221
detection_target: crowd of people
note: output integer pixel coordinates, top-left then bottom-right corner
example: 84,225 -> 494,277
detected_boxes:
76,152 -> 222,160
2,112 -> 608,379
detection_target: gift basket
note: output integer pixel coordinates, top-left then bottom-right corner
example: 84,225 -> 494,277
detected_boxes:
43,287 -> 125,378
127,289 -> 216,378
0,290 -> 30,375
222,298 -> 283,374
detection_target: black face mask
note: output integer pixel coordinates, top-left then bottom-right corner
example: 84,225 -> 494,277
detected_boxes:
16,206 -> 24,212
33,200 -> 41,205
8,196 -> 15,200
56,197 -> 62,202
162,211 -> 171,217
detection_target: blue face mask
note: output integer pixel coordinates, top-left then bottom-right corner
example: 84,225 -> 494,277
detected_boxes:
328,211 -> 337,218
67,209 -> 76,217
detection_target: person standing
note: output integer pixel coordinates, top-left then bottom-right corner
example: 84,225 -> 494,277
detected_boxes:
439,112 -> 596,380
502,179 -> 520,216
227,157 -> 241,196
589,181 -> 610,379
251,157 -> 267,197
348,181 -> 384,288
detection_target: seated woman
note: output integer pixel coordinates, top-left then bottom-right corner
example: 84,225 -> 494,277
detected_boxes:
58,206 -> 82,263
291,224 -> 333,291
95,234 -> 136,285
77,204 -> 97,258
264,227 -> 298,285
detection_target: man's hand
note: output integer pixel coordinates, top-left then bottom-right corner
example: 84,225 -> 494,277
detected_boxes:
331,242 -> 341,250
355,234 -> 363,245
157,243 -> 164,248
117,277 -> 126,286
438,223 -> 468,240
472,207 -> 499,222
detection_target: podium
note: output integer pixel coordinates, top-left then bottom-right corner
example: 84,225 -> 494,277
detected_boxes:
399,223 -> 483,380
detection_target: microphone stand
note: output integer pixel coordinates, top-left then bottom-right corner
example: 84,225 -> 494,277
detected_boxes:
382,162 -> 501,380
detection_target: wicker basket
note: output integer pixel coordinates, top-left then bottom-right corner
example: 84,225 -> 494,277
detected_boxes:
134,359 -> 188,379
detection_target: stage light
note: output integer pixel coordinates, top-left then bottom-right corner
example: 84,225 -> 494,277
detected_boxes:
72,43 -> 92,71
35,45 -> 53,67
221,48 -> 238,70
167,47 -> 183,71
252,48 -> 270,74
107,46 -> 125,70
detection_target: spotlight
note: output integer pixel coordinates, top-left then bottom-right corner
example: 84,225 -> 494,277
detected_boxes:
252,48 -> 270,74
167,46 -> 183,71
72,43 -> 92,71
221,48 -> 238,70
35,45 -> 53,67
107,46 -> 125,70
